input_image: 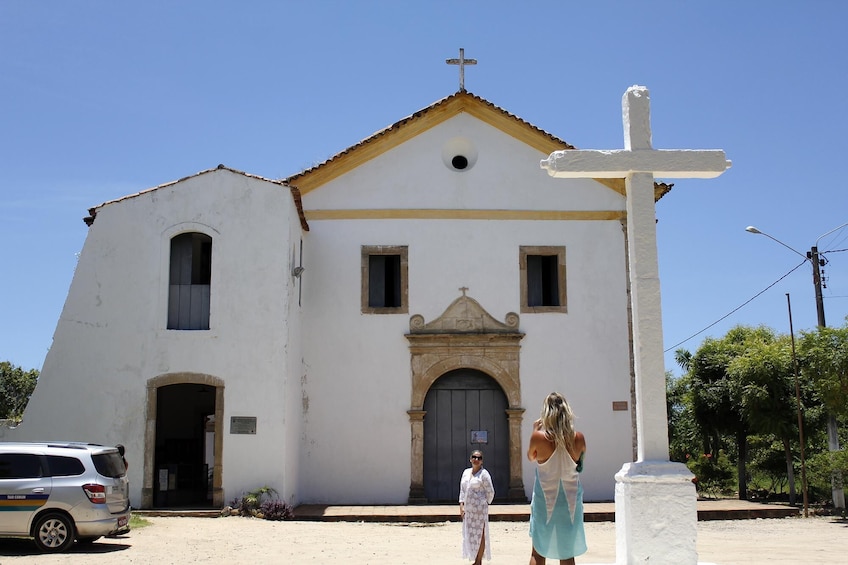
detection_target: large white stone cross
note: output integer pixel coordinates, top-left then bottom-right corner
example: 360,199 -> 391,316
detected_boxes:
541,85 -> 730,461
541,86 -> 731,565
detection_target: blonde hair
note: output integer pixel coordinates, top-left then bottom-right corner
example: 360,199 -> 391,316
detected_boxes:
539,392 -> 576,451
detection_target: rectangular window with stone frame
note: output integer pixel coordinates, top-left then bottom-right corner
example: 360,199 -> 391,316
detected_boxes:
520,245 -> 566,313
361,245 -> 408,314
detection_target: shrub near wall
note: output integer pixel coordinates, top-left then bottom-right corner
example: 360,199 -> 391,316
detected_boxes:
687,451 -> 735,498
224,486 -> 294,521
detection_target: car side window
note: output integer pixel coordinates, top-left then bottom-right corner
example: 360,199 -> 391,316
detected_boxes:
45,455 -> 85,477
0,453 -> 44,479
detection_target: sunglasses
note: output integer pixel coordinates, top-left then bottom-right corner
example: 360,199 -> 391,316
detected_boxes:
471,455 -> 483,460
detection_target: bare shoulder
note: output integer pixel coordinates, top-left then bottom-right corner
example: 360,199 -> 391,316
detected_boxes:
530,429 -> 553,451
565,431 -> 586,463
528,429 -> 554,462
530,429 -> 549,443
574,431 -> 586,451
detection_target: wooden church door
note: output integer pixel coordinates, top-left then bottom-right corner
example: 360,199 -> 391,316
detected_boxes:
422,369 -> 509,502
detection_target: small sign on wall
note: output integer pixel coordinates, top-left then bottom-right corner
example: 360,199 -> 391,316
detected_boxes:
471,430 -> 488,444
612,401 -> 629,411
230,416 -> 257,434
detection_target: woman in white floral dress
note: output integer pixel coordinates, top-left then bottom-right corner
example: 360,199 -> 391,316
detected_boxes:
459,450 -> 495,564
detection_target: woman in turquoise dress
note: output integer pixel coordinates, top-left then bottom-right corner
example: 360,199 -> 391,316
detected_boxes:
527,392 -> 587,565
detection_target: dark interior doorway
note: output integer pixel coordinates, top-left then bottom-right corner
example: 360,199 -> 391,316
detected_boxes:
153,383 -> 216,508
422,369 -> 509,502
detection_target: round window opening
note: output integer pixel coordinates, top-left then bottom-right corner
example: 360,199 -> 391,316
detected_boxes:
441,136 -> 478,172
451,155 -> 469,170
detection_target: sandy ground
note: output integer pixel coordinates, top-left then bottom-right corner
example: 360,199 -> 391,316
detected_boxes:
0,515 -> 845,564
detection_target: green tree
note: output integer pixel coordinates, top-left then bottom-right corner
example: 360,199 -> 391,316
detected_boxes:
0,361 -> 38,422
727,332 -> 801,504
797,322 -> 848,419
797,320 -> 848,506
681,327 -> 763,500
667,370 -> 699,463
673,323 -> 845,504
686,450 -> 735,498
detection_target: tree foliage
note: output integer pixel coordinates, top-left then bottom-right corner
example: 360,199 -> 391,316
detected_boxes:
668,320 -> 848,505
667,370 -> 699,462
0,361 -> 38,422
678,326 -> 779,499
726,331 -> 802,503
797,323 -> 848,419
686,450 -> 735,498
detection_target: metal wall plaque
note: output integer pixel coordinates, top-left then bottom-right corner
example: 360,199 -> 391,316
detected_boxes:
471,430 -> 488,444
230,416 -> 257,434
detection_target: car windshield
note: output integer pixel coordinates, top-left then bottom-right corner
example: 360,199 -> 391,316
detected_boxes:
92,452 -> 126,478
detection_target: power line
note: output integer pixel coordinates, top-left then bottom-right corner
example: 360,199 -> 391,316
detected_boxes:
664,259 -> 808,353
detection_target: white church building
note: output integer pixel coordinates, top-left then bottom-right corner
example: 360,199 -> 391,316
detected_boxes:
4,90 -> 673,510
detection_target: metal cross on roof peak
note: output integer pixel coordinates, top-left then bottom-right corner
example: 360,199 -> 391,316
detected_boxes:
446,48 -> 477,91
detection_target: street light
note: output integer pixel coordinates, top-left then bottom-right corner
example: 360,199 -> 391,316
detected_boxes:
745,226 -> 808,259
746,222 -> 848,510
749,222 -> 848,327
745,224 -> 828,326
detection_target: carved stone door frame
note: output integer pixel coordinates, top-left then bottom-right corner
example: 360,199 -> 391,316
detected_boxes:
406,293 -> 526,502
142,372 -> 225,509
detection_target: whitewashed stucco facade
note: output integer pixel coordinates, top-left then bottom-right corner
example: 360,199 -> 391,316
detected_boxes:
5,91 -> 646,508
5,169 -> 305,508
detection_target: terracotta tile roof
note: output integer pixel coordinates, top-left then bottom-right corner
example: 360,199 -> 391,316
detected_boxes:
655,182 -> 673,201
83,92 -> 672,228
283,89 -> 669,201
84,164 -> 309,231
286,90 -> 575,186
284,90 -> 578,194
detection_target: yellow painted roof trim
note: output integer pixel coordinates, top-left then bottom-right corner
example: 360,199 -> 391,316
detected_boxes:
285,91 -> 672,202
304,209 -> 625,222
286,91 -> 636,197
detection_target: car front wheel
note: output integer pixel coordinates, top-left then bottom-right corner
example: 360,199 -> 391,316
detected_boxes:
33,513 -> 75,552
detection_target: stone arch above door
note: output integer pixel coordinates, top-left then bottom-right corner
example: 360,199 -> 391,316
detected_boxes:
142,372 -> 225,509
406,292 -> 526,502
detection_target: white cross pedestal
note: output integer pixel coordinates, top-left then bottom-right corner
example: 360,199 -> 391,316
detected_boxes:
541,86 -> 731,565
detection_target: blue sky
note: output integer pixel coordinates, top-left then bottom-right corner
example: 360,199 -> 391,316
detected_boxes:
2,1 -> 847,377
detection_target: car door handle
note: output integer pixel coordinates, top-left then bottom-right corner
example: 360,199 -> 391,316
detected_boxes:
31,488 -> 45,493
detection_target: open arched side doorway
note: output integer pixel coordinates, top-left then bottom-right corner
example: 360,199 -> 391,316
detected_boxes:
407,292 -> 526,503
423,369 -> 509,502
142,373 -> 224,509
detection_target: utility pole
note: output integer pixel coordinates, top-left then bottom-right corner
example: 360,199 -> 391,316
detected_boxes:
809,244 -> 845,510
787,293 -> 809,517
809,246 -> 826,327
747,224 -> 846,510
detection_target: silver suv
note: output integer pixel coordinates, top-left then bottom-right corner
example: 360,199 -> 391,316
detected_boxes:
0,442 -> 131,552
